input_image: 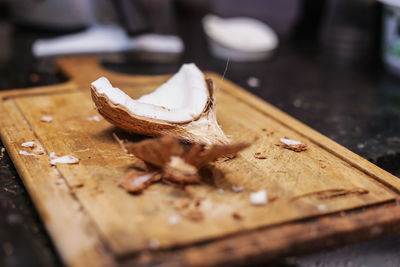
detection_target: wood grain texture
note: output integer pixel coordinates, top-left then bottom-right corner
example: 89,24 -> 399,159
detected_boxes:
0,56 -> 399,266
0,97 -> 116,267
119,201 -> 400,267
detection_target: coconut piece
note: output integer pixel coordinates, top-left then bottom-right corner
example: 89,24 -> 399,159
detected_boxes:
119,171 -> 161,193
91,64 -> 229,145
41,116 -> 53,122
87,115 -> 100,121
250,189 -> 268,205
279,138 -> 308,152
125,136 -> 248,170
21,141 -> 35,148
163,156 -> 200,184
120,136 -> 248,190
49,152 -> 79,165
254,152 -> 267,159
19,150 -> 37,156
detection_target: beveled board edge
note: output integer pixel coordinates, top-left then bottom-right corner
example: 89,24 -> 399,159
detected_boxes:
119,201 -> 400,267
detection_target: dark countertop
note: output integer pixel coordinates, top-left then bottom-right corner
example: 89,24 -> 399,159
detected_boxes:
1,7 -> 400,267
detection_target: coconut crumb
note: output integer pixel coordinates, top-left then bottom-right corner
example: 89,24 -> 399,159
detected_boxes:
247,76 -> 260,88
21,141 -> 35,148
73,183 -> 84,189
218,188 -> 224,194
185,210 -> 204,222
232,185 -> 244,192
317,204 -> 327,211
254,152 -> 267,159
194,198 -> 203,207
119,172 -> 161,193
49,152 -> 79,166
280,138 -> 302,146
278,138 -> 307,152
55,178 -> 64,185
250,189 -> 268,205
87,115 -> 100,122
268,196 -> 279,202
41,116 -> 53,122
168,214 -> 181,225
232,212 -> 243,220
319,159 -> 327,169
19,150 -> 37,156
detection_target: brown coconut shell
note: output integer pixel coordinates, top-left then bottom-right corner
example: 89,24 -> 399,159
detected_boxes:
91,78 -> 229,145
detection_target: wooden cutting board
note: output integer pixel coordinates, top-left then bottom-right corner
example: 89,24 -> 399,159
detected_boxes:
1,57 -> 400,267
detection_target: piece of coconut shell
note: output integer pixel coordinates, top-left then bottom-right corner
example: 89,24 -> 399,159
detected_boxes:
119,171 -> 162,192
91,78 -> 229,145
124,136 -> 248,170
119,136 -> 249,192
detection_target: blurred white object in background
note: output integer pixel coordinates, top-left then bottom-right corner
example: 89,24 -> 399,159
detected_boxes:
202,14 -> 278,61
380,0 -> 400,77
32,25 -> 184,57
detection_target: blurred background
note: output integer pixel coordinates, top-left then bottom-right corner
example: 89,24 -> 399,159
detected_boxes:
1,0 -> 400,266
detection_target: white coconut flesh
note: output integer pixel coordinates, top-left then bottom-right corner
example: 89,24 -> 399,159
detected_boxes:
91,63 -> 209,123
203,14 -> 278,53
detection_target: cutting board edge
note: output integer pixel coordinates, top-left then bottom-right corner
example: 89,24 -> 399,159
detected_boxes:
120,200 -> 400,267
205,72 -> 400,194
